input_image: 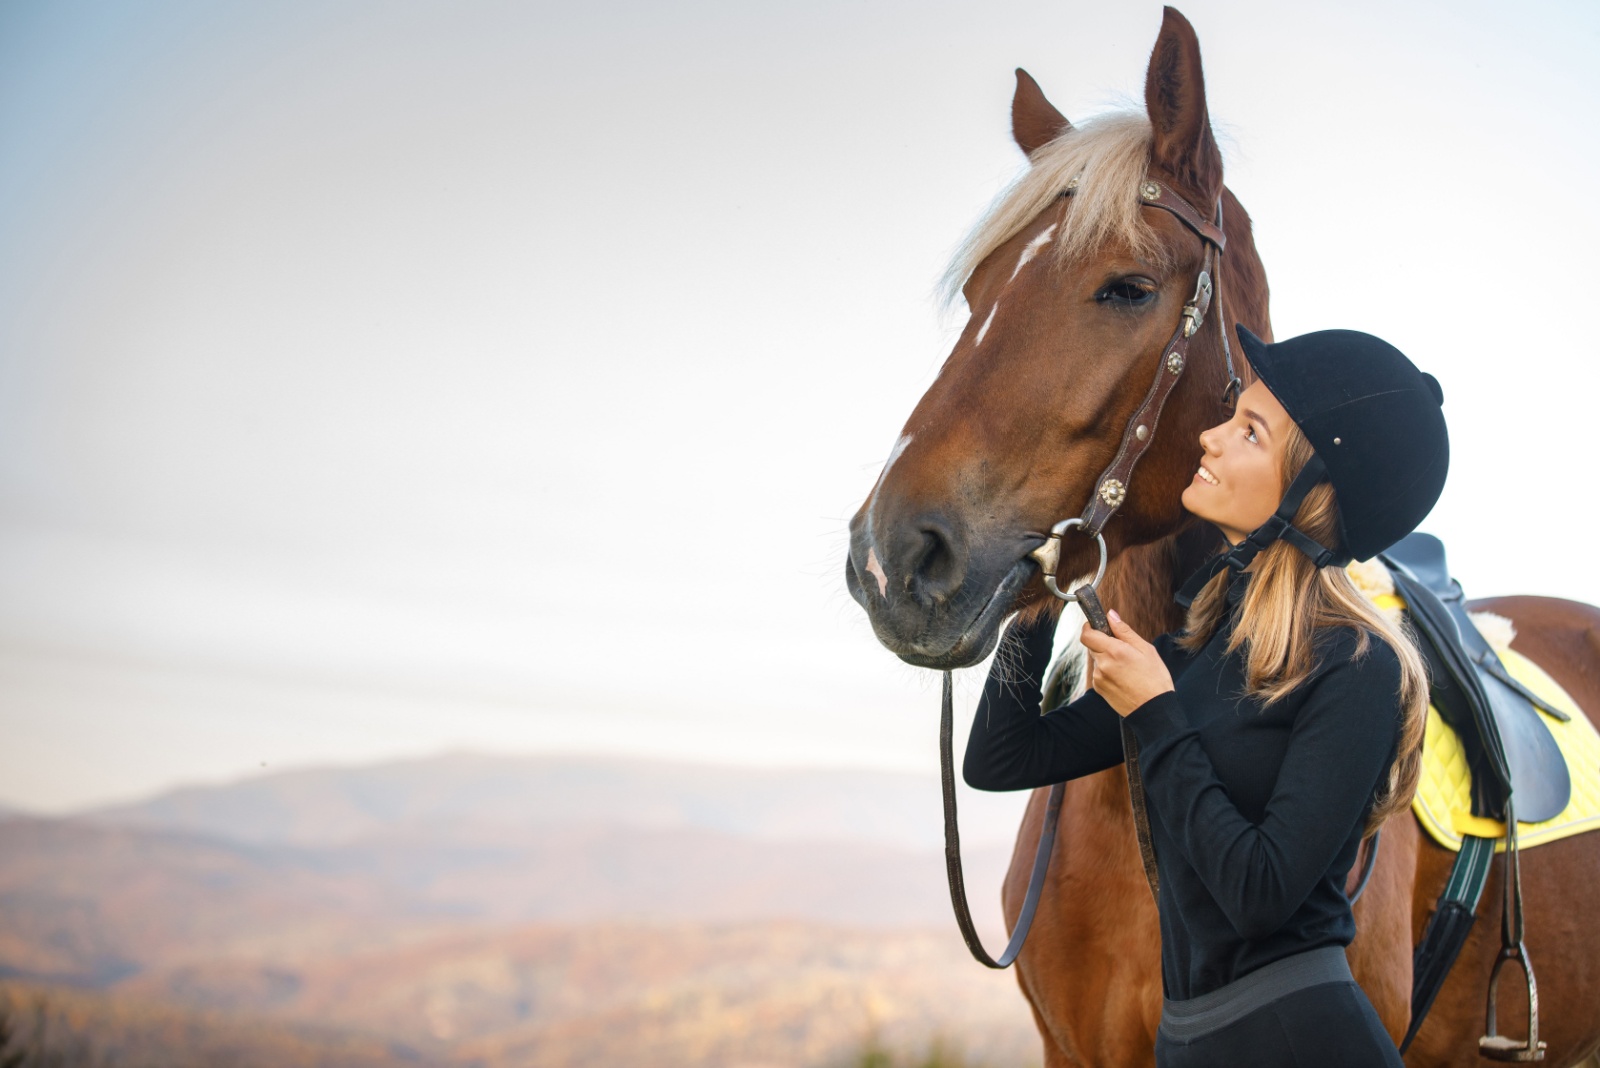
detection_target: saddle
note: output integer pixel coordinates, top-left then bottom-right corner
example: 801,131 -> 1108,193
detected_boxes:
1375,532 -> 1582,1061
1383,534 -> 1571,824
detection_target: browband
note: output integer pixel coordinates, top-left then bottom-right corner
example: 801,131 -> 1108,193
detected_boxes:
1135,178 -> 1227,250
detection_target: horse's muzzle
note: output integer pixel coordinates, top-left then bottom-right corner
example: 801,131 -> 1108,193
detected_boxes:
845,516 -> 1038,669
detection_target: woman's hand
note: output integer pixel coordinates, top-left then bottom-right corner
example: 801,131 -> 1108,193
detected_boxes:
1081,610 -> 1175,717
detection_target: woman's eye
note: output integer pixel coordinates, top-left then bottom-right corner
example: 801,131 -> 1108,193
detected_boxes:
1095,280 -> 1156,305
1245,425 -> 1259,444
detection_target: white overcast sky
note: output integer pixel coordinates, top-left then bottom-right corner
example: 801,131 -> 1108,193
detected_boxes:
1,0 -> 1597,812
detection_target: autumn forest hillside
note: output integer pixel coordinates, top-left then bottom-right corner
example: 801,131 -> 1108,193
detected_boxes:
0,755 -> 1039,1067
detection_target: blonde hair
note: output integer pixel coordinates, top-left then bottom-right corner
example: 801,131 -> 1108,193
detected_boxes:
1178,424 -> 1429,835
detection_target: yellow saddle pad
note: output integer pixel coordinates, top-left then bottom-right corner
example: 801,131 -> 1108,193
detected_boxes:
1365,587 -> 1600,853
1413,645 -> 1600,852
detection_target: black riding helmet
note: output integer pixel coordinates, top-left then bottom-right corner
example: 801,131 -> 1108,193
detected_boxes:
1176,325 -> 1449,606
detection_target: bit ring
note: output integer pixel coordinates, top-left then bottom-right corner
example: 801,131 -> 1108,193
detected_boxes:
1034,518 -> 1108,602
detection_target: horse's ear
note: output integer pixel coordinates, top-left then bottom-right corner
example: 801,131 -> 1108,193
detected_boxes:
1013,68 -> 1071,158
1143,7 -> 1222,203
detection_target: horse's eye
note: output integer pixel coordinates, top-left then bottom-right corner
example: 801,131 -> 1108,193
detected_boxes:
1096,279 -> 1156,306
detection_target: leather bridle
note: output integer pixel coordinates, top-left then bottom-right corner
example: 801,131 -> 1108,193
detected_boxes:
1031,177 -> 1239,599
940,175 -> 1239,969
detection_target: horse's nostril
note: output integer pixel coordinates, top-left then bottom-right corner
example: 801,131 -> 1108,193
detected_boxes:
906,520 -> 965,606
916,529 -> 954,588
878,513 -> 968,608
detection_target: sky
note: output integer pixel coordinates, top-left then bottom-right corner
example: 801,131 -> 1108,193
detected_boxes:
1,0 -> 1598,813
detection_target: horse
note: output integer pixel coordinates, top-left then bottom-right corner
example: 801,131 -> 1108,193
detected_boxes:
843,8 -> 1600,1066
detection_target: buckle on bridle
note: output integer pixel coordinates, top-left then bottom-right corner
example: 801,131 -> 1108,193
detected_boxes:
1029,518 -> 1109,603
1221,375 -> 1243,408
1181,270 -> 1213,337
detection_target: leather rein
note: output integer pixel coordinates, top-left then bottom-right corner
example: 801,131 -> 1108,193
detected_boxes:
940,176 -> 1237,969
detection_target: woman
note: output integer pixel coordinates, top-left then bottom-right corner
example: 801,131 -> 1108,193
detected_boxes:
964,326 -> 1448,1067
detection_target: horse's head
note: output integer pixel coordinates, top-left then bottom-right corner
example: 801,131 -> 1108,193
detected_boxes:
846,8 -> 1270,668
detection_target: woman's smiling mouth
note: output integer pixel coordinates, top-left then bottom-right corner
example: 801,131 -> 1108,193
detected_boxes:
1196,464 -> 1220,486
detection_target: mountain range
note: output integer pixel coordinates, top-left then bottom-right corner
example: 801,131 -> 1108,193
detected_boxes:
0,753 -> 1042,1067
78,752 -> 1029,850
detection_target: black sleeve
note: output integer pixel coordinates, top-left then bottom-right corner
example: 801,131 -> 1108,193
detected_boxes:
1125,633 -> 1403,941
963,614 -> 1125,791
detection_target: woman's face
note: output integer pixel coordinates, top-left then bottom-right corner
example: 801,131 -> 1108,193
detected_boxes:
1181,379 -> 1296,544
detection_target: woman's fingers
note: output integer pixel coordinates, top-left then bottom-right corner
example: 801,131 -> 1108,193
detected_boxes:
1081,609 -> 1173,715
1079,624 -> 1118,656
1106,609 -> 1146,645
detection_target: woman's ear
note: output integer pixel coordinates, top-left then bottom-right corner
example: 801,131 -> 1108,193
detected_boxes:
1143,7 -> 1223,205
1012,68 -> 1072,159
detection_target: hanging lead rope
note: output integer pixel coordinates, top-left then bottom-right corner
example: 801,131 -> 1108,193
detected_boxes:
939,670 -> 1064,968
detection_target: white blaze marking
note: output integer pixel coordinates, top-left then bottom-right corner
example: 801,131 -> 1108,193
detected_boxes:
1008,223 -> 1057,283
974,303 -> 999,347
864,434 -> 913,573
971,224 -> 1055,352
872,435 -> 913,499
865,547 -> 889,598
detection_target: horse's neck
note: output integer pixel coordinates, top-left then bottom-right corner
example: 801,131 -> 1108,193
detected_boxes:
1100,527 -> 1215,638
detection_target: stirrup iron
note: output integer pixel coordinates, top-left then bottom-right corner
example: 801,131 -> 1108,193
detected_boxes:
1479,942 -> 1545,1061
1480,802 -> 1545,1062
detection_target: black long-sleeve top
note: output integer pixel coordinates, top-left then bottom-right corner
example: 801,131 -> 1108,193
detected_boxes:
964,582 -> 1402,1001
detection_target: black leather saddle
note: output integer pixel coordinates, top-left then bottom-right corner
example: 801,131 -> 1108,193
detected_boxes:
1381,533 -> 1571,824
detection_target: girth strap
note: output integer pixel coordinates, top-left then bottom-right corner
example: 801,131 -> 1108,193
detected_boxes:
1401,833 -> 1496,1053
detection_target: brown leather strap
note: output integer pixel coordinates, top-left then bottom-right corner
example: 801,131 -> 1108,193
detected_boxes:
1208,199 -> 1243,407
1076,180 -> 1225,538
1119,722 -> 1160,901
1069,181 -> 1228,905
940,177 -> 1229,966
1078,264 -> 1211,535
1077,584 -> 1160,901
1136,178 -> 1227,249
940,671 -> 1065,968
1344,828 -> 1380,903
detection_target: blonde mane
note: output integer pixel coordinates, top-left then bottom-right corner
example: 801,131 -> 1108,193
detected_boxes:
941,112 -> 1164,307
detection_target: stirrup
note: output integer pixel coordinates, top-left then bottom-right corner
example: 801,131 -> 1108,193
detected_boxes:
1479,942 -> 1546,1061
